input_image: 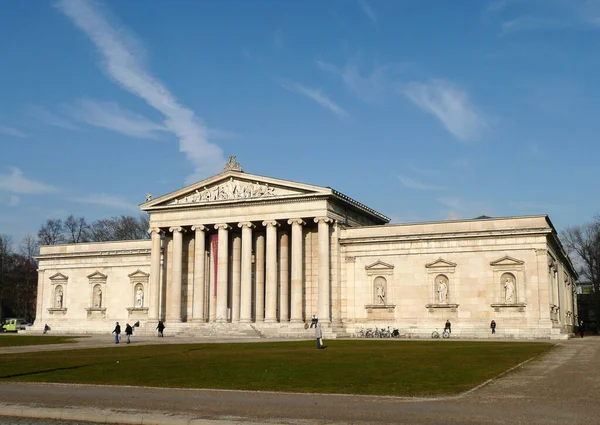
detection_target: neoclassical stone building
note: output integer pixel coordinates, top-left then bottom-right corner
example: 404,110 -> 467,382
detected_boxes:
34,157 -> 577,339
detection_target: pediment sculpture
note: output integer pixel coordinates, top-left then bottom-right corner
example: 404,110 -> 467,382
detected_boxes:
169,178 -> 286,205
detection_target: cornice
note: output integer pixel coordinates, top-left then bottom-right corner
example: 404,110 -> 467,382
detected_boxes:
37,248 -> 152,260
340,227 -> 552,245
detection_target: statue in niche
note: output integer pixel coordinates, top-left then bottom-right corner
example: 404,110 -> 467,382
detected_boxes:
437,279 -> 448,304
136,287 -> 144,308
504,278 -> 515,303
55,289 -> 63,309
376,281 -> 386,305
94,287 -> 102,308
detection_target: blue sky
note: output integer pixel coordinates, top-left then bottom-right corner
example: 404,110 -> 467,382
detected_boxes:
1,0 -> 599,246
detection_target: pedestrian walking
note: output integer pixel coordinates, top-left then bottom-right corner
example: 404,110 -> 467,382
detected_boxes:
579,321 -> 584,338
112,322 -> 121,344
125,323 -> 133,344
490,320 -> 496,334
156,320 -> 165,337
310,315 -> 318,328
444,319 -> 452,334
315,323 -> 323,349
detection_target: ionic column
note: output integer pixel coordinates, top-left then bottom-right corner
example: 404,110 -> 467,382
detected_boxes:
167,226 -> 184,323
214,223 -> 230,323
239,222 -> 255,323
191,225 -> 207,322
148,227 -> 162,321
255,233 -> 265,322
315,217 -> 333,323
263,220 -> 280,323
288,219 -> 305,323
279,231 -> 290,322
231,233 -> 242,322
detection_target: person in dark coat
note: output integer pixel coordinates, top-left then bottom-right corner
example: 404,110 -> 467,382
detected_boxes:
112,322 -> 121,344
444,320 -> 451,334
156,320 -> 165,337
125,323 -> 133,344
490,320 -> 496,334
579,321 -> 584,338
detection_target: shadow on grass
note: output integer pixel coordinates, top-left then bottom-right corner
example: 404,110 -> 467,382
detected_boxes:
0,364 -> 86,379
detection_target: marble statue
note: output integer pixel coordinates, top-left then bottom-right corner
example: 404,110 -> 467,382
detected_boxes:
504,278 -> 515,303
55,290 -> 63,309
376,282 -> 385,305
94,287 -> 102,308
437,279 -> 448,304
136,287 -> 144,308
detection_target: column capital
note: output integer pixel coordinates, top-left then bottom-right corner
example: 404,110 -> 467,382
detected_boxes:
262,220 -> 280,228
148,227 -> 162,235
314,216 -> 333,224
214,223 -> 231,231
238,222 -> 256,229
287,218 -> 306,226
169,226 -> 184,233
191,224 -> 208,232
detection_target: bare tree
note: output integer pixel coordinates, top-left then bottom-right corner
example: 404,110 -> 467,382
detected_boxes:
0,235 -> 12,321
64,215 -> 91,243
562,215 -> 600,324
37,219 -> 64,245
90,214 -> 150,242
20,234 -> 39,260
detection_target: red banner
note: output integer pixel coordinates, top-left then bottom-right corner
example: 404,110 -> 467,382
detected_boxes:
211,233 -> 218,296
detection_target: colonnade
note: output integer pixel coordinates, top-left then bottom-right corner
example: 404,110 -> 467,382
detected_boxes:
148,216 -> 333,325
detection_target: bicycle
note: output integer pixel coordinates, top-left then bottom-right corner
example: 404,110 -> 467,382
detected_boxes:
356,328 -> 366,338
431,328 -> 450,339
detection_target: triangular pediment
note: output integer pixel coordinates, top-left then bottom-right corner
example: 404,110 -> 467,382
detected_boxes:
49,272 -> 68,281
490,256 -> 524,266
128,269 -> 150,279
365,260 -> 395,271
87,271 -> 107,280
141,171 -> 333,210
426,258 -> 457,268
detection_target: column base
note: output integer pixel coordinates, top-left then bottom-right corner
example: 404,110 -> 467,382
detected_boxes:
264,318 -> 277,323
290,319 -> 304,324
239,318 -> 252,323
215,318 -> 228,323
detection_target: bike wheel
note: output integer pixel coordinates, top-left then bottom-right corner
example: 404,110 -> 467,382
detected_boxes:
443,331 -> 450,339
431,331 -> 440,339
357,330 -> 365,338
366,330 -> 374,338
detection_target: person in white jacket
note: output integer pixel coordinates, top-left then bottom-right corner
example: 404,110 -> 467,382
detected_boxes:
315,324 -> 323,349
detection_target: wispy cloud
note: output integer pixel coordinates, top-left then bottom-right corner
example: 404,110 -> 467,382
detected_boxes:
0,167 -> 58,194
0,125 -> 28,138
30,106 -> 79,130
71,193 -> 139,212
492,0 -> 600,34
438,197 -> 493,218
9,195 -> 20,207
402,79 -> 487,141
317,59 -> 387,104
66,99 -> 167,139
397,174 -> 441,191
281,82 -> 348,117
358,0 -> 377,23
57,0 -> 225,181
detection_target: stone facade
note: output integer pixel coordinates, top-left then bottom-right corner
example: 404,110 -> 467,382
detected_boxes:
33,158 -> 577,339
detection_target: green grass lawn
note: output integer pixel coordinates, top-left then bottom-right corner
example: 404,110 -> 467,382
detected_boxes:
0,335 -> 81,347
0,340 -> 552,396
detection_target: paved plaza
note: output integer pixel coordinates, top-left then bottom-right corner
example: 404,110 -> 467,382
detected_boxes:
0,336 -> 599,424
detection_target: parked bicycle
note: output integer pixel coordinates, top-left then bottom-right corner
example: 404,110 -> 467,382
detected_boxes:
431,328 -> 450,339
